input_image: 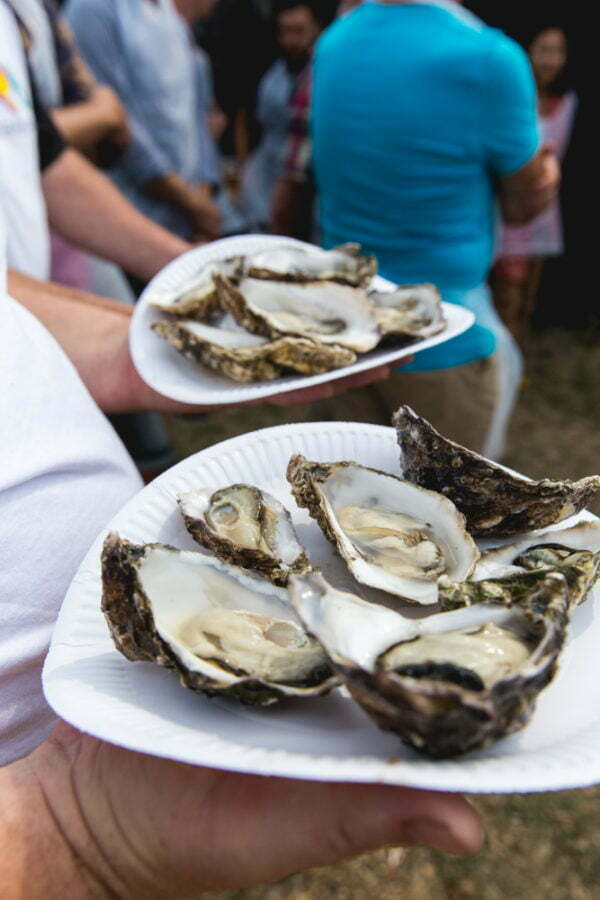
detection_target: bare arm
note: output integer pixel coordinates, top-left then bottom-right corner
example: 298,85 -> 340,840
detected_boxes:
51,86 -> 129,155
498,146 -> 561,225
41,148 -> 191,282
0,722 -> 482,899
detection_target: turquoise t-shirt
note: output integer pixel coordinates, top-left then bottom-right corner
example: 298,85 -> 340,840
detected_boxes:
311,1 -> 539,370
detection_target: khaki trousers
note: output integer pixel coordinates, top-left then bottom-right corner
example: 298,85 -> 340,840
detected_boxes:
311,354 -> 499,454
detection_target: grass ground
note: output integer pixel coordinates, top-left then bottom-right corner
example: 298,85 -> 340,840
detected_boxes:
166,327 -> 600,899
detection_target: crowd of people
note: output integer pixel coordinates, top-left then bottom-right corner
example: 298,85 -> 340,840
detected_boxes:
0,0 -> 575,895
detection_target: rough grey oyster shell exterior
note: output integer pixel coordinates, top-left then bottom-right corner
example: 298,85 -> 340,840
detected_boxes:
151,319 -> 281,382
151,319 -> 356,381
394,405 -> 600,538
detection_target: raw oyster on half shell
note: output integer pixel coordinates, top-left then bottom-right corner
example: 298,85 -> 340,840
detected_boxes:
101,533 -> 336,705
178,485 -> 310,585
243,243 -> 376,287
369,284 -> 446,340
287,455 -> 479,605
146,263 -> 237,321
289,569 -> 569,757
394,405 -> 600,538
216,275 -> 381,353
151,318 -> 356,382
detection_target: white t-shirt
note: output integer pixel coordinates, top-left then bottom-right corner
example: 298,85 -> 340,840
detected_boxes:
0,1 -> 51,278
0,212 -> 142,765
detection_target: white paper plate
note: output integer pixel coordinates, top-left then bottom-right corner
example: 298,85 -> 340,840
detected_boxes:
130,236 -> 474,405
43,422 -> 600,794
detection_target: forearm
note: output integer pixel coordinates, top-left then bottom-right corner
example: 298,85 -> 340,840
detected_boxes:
499,186 -> 557,225
498,148 -> 560,225
144,171 -> 196,209
42,149 -> 191,282
51,104 -> 113,154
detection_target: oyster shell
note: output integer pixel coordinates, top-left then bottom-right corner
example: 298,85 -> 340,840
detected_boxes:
394,405 -> 600,538
453,521 -> 600,611
151,319 -> 356,381
289,569 -> 570,757
146,265 -> 228,321
244,243 -> 376,287
287,455 -> 479,604
472,521 -> 600,581
369,284 -> 446,340
101,533 -> 337,705
178,485 -> 310,585
216,275 -> 381,353
151,319 -> 280,382
440,555 -> 600,614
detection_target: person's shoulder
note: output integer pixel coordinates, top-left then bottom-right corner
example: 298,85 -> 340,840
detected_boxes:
315,4 -> 366,55
477,25 -> 531,78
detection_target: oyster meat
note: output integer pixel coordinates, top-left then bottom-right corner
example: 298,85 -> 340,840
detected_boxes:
289,569 -> 570,757
178,485 -> 310,584
369,284 -> 446,340
101,533 -> 336,705
394,405 -> 600,538
287,455 -> 479,604
243,243 -> 376,287
151,318 -> 356,382
216,275 -> 381,353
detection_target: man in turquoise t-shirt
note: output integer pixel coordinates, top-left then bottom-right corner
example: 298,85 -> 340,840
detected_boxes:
311,0 -> 559,453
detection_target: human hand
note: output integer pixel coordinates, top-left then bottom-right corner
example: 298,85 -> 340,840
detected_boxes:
187,184 -> 223,241
208,105 -> 227,141
92,85 -> 130,150
21,722 -> 483,898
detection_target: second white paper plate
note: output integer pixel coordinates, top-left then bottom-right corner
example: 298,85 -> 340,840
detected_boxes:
130,236 -> 474,404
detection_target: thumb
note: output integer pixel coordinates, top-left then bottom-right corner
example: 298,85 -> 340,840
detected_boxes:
303,781 -> 485,860
206,774 -> 485,890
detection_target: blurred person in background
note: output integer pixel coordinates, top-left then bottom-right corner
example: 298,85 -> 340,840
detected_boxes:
195,0 -> 278,178
309,0 -> 559,457
270,0 -> 361,238
240,0 -> 327,231
65,0 -> 244,259
10,0 -> 136,305
490,23 -> 576,348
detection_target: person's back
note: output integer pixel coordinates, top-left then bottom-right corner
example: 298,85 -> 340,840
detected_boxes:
310,0 -> 548,458
312,1 -> 538,302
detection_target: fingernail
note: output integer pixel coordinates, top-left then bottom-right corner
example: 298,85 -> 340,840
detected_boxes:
403,818 -> 462,855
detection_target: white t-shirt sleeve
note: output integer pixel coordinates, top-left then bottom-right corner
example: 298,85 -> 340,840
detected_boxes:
0,287 -> 142,764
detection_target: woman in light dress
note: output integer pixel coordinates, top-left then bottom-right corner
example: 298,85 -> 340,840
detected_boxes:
492,24 -> 577,348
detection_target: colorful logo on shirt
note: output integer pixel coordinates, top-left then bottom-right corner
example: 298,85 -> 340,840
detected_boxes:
0,66 -> 28,113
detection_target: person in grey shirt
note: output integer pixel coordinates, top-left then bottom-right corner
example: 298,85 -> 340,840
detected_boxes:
65,0 -> 244,241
